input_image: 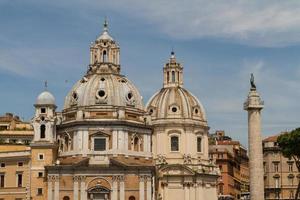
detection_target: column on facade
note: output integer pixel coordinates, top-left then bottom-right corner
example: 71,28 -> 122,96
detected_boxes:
111,176 -> 118,200
119,175 -> 125,200
161,182 -> 168,200
47,175 -> 53,200
80,176 -> 87,200
146,176 -> 152,200
183,182 -> 190,200
73,176 -> 79,200
54,175 -> 59,200
139,175 -> 145,200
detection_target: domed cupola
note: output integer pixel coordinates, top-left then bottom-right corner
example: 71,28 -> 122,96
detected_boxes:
36,90 -> 56,106
146,52 -> 207,125
63,19 -> 144,116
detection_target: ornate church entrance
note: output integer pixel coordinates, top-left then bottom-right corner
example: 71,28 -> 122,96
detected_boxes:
87,186 -> 110,200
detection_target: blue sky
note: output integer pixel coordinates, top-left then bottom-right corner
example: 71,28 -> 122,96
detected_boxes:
1,0 -> 300,147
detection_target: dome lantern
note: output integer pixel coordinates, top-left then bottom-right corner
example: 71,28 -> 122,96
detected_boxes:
163,51 -> 183,88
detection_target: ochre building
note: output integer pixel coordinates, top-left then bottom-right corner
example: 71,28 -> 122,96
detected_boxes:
209,131 -> 250,200
0,20 -> 219,200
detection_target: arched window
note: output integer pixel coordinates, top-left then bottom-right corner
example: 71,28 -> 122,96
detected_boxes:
172,71 -> 175,82
197,137 -> 202,152
129,196 -> 136,200
102,50 -> 107,62
40,125 -> 46,139
63,196 -> 70,200
134,137 -> 139,151
64,136 -> 69,151
167,72 -> 170,82
170,136 -> 179,151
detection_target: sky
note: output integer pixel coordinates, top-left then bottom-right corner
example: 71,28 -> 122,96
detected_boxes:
0,0 -> 300,147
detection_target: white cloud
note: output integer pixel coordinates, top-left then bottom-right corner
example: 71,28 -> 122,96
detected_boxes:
98,0 -> 300,47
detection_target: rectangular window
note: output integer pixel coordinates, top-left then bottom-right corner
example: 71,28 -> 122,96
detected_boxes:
170,136 -> 179,151
38,172 -> 44,178
0,163 -> 5,168
0,174 -> 4,188
275,178 -> 280,188
273,162 -> 279,172
289,163 -> 293,172
38,154 -> 44,160
94,138 -> 106,151
17,173 -> 22,187
18,162 -> 23,167
197,137 -> 202,152
40,108 -> 46,113
37,188 -> 43,195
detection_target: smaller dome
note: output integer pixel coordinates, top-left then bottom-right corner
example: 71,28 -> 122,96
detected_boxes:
97,31 -> 114,41
36,91 -> 56,105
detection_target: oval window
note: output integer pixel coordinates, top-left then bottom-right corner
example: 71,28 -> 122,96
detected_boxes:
127,92 -> 133,100
172,107 -> 177,113
98,90 -> 106,97
195,108 -> 199,114
101,78 -> 105,81
72,92 -> 78,100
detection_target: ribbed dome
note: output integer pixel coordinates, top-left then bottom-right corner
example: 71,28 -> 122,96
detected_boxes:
36,91 -> 56,105
64,73 -> 144,110
146,87 -> 207,122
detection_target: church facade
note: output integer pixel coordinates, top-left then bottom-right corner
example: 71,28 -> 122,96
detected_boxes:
0,20 -> 219,200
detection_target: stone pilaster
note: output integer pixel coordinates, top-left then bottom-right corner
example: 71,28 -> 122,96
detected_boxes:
111,176 -> 118,200
53,175 -> 59,200
73,176 -> 80,200
139,175 -> 145,200
47,175 -> 54,200
244,87 -> 264,200
119,175 -> 125,200
80,176 -> 87,200
145,176 -> 152,200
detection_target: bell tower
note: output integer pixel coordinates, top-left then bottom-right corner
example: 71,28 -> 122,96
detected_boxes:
30,86 -> 58,199
163,51 -> 183,88
32,88 -> 57,143
88,19 -> 121,75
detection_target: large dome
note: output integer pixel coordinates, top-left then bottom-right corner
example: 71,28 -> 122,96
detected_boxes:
146,87 -> 207,122
64,73 -> 144,110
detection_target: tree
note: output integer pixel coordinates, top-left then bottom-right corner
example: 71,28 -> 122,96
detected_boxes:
277,128 -> 300,200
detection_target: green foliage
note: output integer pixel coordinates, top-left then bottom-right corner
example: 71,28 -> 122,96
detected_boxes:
277,128 -> 300,161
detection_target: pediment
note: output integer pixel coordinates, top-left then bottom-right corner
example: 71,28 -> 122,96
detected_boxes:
89,130 -> 111,137
159,164 -> 195,176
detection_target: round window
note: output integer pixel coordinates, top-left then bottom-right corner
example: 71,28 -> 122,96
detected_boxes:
100,78 -> 105,81
121,79 -> 127,83
172,107 -> 177,113
127,92 -> 133,100
98,90 -> 106,97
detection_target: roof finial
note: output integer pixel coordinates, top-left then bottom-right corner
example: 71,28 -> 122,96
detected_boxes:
171,47 -> 175,59
250,73 -> 256,90
103,17 -> 108,32
44,80 -> 48,91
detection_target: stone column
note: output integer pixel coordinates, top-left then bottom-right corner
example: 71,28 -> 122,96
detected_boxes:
47,175 -> 53,200
111,176 -> 118,200
161,182 -> 168,200
146,176 -> 152,200
73,176 -> 79,200
119,175 -> 125,200
80,176 -> 87,200
244,86 -> 264,200
139,175 -> 145,200
183,182 -> 190,200
54,175 -> 59,200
